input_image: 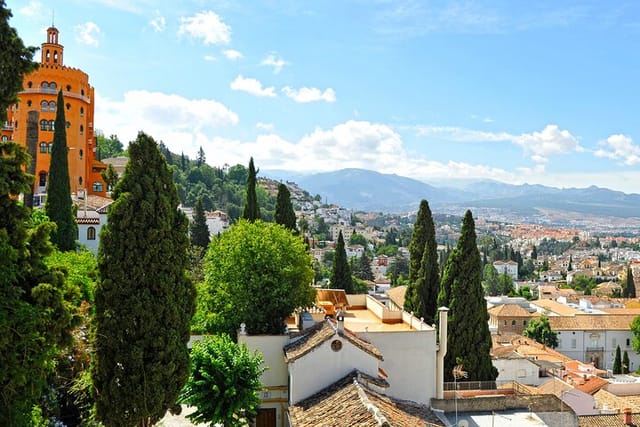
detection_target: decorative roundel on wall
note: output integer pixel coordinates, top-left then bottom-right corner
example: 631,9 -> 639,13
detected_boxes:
331,339 -> 343,352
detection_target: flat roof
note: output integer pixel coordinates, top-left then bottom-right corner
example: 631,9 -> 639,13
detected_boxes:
343,308 -> 416,333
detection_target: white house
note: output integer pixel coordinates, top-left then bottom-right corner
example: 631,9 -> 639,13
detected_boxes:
75,196 -> 112,253
493,260 -> 519,280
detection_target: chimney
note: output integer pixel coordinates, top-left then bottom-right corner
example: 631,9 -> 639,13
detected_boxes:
436,306 -> 449,399
336,311 -> 345,335
624,407 -> 632,425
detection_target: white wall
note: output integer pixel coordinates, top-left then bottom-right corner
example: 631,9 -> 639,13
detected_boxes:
288,337 -> 379,404
494,357 -> 542,386
359,329 -> 436,404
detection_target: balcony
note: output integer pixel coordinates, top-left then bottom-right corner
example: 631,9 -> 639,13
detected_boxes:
586,346 -> 604,352
19,88 -> 91,103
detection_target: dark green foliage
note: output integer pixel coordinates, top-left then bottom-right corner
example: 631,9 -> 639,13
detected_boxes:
438,210 -> 497,382
482,264 -> 500,296
406,200 -> 437,317
190,198 -> 210,249
275,183 -> 297,231
100,163 -> 119,193
196,146 -> 206,167
523,316 -> 558,348
96,134 -> 124,160
413,201 -> 439,324
499,273 -> 514,296
331,231 -> 354,293
623,351 -> 630,374
45,91 -> 77,251
387,255 -> 409,287
92,132 -> 196,427
242,157 -> 260,222
353,251 -> 375,282
623,266 -> 636,298
179,335 -> 266,427
632,316 -> 640,354
613,345 -> 622,374
0,1 -> 38,122
349,233 -> 367,246
0,143 -> 79,425
195,220 -> 315,336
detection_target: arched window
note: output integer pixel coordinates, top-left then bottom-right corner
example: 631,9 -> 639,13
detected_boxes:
80,125 -> 84,135
27,100 -> 32,107
66,85 -> 71,91
80,107 -> 84,116
49,101 -> 56,111
79,149 -> 83,159
27,81 -> 33,88
48,120 -> 55,131
40,142 -> 47,153
1,136 -> 8,142
38,171 -> 47,187
53,51 -> 58,63
50,82 -> 57,90
81,89 -> 85,96
66,121 -> 70,128
87,227 -> 96,240
92,182 -> 104,192
66,103 -> 70,110
79,176 -> 83,186
45,50 -> 50,61
41,81 -> 49,89
41,100 -> 49,112
40,120 -> 48,131
48,143 -> 53,153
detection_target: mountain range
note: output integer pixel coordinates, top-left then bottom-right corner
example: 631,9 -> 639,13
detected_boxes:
264,168 -> 640,220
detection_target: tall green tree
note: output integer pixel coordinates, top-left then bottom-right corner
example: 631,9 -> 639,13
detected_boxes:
190,197 -> 210,249
623,266 -> 636,298
482,264 -> 500,296
45,91 -> 77,251
0,143 -> 79,425
438,210 -> 497,382
195,220 -> 315,336
331,231 -> 354,293
101,163 -> 119,193
523,316 -> 558,348
179,335 -> 266,427
92,132 -> 196,427
242,157 -> 260,222
632,316 -> 640,354
275,183 -> 296,231
406,200 -> 430,312
613,345 -> 622,374
623,350 -> 630,374
353,251 -> 375,282
0,0 -> 38,122
96,134 -> 124,160
196,146 -> 206,167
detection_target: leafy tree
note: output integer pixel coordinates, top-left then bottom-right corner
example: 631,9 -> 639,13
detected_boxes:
190,197 -> 210,249
45,91 -> 77,251
623,350 -> 630,374
387,256 -> 409,287
632,316 -> 640,354
613,345 -> 622,374
0,142 -> 78,424
331,231 -> 354,293
349,233 -> 367,247
517,285 -> 533,300
523,316 -> 558,348
275,183 -> 296,231
376,244 -> 399,256
92,132 -> 196,427
531,245 -> 537,260
242,157 -> 260,222
353,251 -> 374,282
101,163 -> 119,193
572,275 -> 596,294
482,264 -> 500,296
0,0 -> 38,122
96,134 -> 124,160
499,272 -> 514,296
195,220 -> 315,336
196,146 -> 206,167
623,266 -> 636,298
179,335 -> 266,427
438,210 -> 497,382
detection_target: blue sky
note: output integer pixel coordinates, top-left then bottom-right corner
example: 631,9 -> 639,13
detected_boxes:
7,0 -> 640,193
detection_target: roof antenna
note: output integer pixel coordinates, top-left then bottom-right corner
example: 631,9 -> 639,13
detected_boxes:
52,10 -> 55,27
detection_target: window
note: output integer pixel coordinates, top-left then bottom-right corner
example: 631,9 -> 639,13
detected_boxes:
87,227 -> 96,240
79,176 -> 83,186
48,120 -> 55,131
1,136 -> 8,141
80,107 -> 84,116
571,339 -> 577,349
503,320 -> 507,326
48,143 -> 53,153
66,103 -> 70,110
49,101 -> 56,112
628,339 -> 631,347
40,120 -> 48,131
92,182 -> 104,192
66,85 -> 71,91
79,149 -> 83,159
50,82 -> 57,90
511,320 -> 516,326
27,81 -> 33,88
80,125 -> 84,135
41,100 -> 49,112
66,121 -> 70,128
81,89 -> 85,96
27,100 -> 32,107
40,142 -> 47,153
613,338 -> 617,348
523,320 -> 527,326
41,81 -> 49,89
38,171 -> 47,187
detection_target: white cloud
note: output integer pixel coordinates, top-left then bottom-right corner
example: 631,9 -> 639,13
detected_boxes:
483,117 -> 494,123
74,22 -> 102,47
204,55 -> 216,61
256,122 -> 275,131
178,11 -> 231,45
19,0 -> 43,17
261,53 -> 288,74
95,90 -> 238,154
282,86 -> 336,103
223,49 -> 243,60
230,75 -> 276,98
149,10 -> 166,32
594,134 -> 640,165
415,124 -> 581,164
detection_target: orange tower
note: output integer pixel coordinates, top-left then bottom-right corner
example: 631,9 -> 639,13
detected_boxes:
1,26 -> 106,202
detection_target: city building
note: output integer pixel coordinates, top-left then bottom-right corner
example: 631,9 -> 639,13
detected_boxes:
2,26 -> 106,202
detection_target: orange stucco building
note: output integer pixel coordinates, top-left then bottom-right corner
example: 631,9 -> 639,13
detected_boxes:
1,26 -> 106,202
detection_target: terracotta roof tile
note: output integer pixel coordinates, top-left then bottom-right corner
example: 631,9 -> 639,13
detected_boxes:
488,304 -> 536,317
578,412 -> 640,426
548,315 -> 636,331
593,389 -> 640,412
289,372 -> 444,427
284,320 -> 383,362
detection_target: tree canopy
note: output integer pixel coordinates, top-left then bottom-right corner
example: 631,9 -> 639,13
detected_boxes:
179,335 -> 265,427
275,183 -> 296,231
196,220 -> 315,336
331,231 -> 354,294
623,266 -> 636,298
92,132 -> 195,427
242,157 -> 260,222
412,200 -> 440,324
45,91 -> 77,251
190,197 -> 210,249
523,316 -> 558,348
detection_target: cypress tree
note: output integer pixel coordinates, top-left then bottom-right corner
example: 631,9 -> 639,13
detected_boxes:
331,231 -> 354,293
623,350 -> 630,374
45,90 -> 77,251
275,183 -> 297,232
353,251 -> 375,282
92,132 -> 196,427
190,197 -> 210,249
414,201 -> 439,324
242,157 -> 260,222
613,345 -> 622,374
406,200 -> 433,313
439,210 -> 497,382
624,266 -> 636,298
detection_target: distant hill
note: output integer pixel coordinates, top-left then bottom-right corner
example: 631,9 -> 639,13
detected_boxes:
264,168 -> 640,219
